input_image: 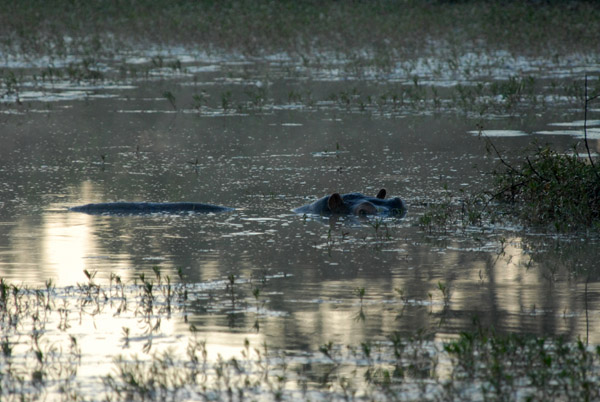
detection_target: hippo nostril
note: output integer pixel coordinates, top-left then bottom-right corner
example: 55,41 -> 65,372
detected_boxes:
392,197 -> 405,207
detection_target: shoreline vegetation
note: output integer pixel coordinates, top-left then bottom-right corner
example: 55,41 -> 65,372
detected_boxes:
419,79 -> 600,234
1,274 -> 600,401
1,1 -> 600,60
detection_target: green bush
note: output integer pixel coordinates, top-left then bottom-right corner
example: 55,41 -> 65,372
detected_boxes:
490,143 -> 600,231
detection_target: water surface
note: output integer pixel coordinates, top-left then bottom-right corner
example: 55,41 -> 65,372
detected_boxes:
1,50 -> 599,397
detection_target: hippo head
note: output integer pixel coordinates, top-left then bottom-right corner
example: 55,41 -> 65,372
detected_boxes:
326,189 -> 405,216
293,189 -> 406,217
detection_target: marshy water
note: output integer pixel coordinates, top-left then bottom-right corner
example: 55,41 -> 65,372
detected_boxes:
1,47 -> 600,399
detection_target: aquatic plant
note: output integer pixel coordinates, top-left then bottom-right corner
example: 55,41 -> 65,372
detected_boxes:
421,140 -> 600,233
419,184 -> 458,234
244,85 -> 268,111
192,90 -> 209,112
1,70 -> 21,102
437,281 -> 451,308
221,90 -> 232,112
421,77 -> 600,233
443,328 -> 600,401
163,90 -> 177,110
486,78 -> 599,231
355,287 -> 366,305
1,274 -> 600,400
66,58 -> 104,82
489,141 -> 600,231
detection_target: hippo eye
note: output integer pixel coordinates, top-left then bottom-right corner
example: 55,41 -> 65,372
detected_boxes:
355,202 -> 377,215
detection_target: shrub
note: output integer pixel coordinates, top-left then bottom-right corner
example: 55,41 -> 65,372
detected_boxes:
489,142 -> 600,231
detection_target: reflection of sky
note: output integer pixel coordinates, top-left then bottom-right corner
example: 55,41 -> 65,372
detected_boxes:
44,211 -> 94,284
41,210 -> 139,285
18,180 -> 600,369
4,233 -> 600,355
4,202 -> 600,342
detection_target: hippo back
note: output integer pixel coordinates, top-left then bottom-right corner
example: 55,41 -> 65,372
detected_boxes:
70,202 -> 234,215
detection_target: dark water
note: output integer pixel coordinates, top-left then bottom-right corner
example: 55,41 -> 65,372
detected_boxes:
1,52 -> 600,361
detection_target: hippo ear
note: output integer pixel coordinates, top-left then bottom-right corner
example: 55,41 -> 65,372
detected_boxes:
376,189 -> 386,199
327,193 -> 344,213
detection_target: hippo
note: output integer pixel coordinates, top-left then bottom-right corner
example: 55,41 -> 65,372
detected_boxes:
293,189 -> 406,217
69,202 -> 234,215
